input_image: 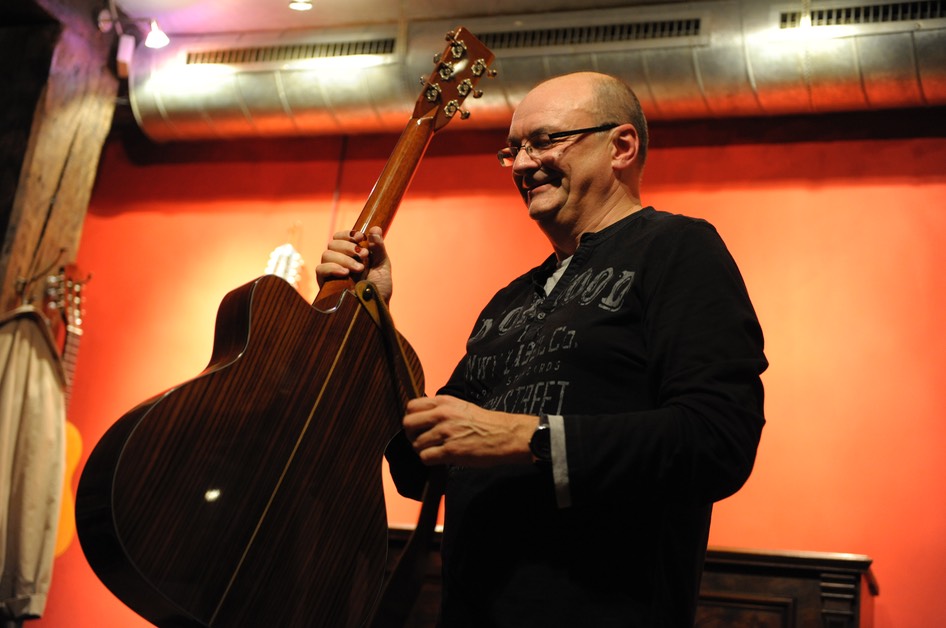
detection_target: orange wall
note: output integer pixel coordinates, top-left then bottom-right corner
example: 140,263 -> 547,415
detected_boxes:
38,128 -> 946,627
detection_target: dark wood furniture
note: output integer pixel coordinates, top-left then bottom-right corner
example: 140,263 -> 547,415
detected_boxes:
696,546 -> 878,627
387,529 -> 878,627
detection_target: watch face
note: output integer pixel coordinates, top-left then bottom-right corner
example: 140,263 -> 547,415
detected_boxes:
530,425 -> 551,462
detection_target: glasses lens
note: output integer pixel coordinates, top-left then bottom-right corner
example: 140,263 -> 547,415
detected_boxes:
529,135 -> 553,150
497,147 -> 517,167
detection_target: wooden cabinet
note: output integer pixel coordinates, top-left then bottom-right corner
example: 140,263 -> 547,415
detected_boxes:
697,547 -> 878,627
386,531 -> 879,627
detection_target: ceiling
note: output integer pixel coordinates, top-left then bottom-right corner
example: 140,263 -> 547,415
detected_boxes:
112,0 -> 694,35
82,0 -> 946,141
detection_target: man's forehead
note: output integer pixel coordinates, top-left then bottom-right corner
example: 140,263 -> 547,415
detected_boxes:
512,80 -> 594,122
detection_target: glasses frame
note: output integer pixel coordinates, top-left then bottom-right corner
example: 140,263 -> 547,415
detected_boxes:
497,123 -> 619,167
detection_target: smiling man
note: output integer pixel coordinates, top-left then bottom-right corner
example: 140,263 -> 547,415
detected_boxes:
503,73 -> 647,255
317,71 -> 767,628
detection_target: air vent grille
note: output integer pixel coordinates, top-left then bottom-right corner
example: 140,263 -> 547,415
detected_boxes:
780,0 -> 945,28
185,38 -> 396,65
477,18 -> 701,50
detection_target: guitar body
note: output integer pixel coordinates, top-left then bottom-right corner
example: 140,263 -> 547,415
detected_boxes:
76,275 -> 420,627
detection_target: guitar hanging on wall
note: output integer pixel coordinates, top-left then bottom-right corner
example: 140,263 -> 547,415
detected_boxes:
75,27 -> 494,628
43,264 -> 89,557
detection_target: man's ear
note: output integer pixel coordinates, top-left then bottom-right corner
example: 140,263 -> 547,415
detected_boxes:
611,124 -> 640,171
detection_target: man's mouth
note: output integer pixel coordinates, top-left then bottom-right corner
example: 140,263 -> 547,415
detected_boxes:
523,177 -> 559,196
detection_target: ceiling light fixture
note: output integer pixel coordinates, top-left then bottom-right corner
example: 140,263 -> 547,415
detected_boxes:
288,1 -> 314,10
144,20 -> 170,49
96,2 -> 170,78
97,8 -> 170,49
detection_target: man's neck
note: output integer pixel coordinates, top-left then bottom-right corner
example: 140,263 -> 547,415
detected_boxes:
544,200 -> 644,260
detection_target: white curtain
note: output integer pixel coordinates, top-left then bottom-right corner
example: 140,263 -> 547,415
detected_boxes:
0,307 -> 65,621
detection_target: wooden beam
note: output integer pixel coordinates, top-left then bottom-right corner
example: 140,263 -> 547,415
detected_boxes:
0,0 -> 118,314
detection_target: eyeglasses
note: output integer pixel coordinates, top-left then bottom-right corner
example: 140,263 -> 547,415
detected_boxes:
497,123 -> 619,167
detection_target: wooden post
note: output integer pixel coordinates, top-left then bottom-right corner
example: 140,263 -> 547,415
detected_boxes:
0,0 -> 118,314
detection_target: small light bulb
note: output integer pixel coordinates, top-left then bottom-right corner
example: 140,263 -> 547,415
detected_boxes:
145,20 -> 170,49
288,1 -> 313,10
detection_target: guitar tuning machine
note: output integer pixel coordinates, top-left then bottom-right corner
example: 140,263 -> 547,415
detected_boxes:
443,99 -> 470,119
470,58 -> 498,79
438,61 -> 455,81
455,79 -> 484,100
422,81 -> 442,103
449,40 -> 467,59
445,31 -> 468,59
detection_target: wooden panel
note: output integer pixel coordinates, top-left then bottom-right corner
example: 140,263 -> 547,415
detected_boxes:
696,592 -> 795,628
698,547 -> 878,628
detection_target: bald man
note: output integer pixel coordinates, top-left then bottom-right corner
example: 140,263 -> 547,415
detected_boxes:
318,72 -> 767,627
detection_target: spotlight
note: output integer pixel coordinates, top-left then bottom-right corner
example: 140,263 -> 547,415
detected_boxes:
144,20 -> 170,49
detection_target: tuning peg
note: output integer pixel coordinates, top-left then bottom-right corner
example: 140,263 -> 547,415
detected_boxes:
449,40 -> 467,59
438,61 -> 455,80
433,53 -> 442,64
473,89 -> 484,98
425,82 -> 442,103
470,58 -> 496,78
443,99 -> 460,117
460,110 -> 471,120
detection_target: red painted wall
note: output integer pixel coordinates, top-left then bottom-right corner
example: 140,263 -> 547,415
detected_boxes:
37,128 -> 946,626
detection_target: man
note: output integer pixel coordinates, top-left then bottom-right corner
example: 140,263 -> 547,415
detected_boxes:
317,72 -> 767,627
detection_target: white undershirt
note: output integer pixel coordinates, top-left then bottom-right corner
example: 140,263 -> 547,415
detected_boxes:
542,257 -> 572,508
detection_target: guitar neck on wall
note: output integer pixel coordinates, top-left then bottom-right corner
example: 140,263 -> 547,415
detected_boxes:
44,264 -> 89,405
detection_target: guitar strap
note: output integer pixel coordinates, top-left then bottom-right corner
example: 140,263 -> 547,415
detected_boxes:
354,281 -> 444,627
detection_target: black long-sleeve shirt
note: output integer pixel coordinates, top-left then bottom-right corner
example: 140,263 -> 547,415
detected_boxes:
389,207 -> 767,627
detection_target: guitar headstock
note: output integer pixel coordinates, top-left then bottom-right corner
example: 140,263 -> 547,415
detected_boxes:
44,264 -> 90,352
413,27 -> 496,132
265,243 -> 305,291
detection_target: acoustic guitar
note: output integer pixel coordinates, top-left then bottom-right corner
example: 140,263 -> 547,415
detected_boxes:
43,264 -> 88,557
76,27 -> 494,627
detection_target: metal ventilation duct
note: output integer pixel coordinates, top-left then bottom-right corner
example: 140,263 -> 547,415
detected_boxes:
128,0 -> 946,141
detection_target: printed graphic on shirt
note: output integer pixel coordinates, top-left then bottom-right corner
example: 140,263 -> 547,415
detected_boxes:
464,263 -> 636,415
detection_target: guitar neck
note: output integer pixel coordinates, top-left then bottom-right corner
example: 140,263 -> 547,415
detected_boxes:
314,116 -> 436,305
355,116 -> 436,236
62,324 -> 82,407
313,26 -> 495,307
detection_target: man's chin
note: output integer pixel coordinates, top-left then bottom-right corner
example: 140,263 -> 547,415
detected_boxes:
526,187 -> 560,216
528,201 -> 560,223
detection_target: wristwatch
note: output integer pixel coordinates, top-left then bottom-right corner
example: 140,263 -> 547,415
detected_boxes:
529,413 -> 551,464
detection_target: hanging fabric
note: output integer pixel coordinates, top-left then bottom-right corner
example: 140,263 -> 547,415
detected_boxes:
0,307 -> 66,621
